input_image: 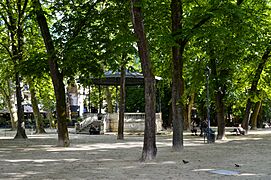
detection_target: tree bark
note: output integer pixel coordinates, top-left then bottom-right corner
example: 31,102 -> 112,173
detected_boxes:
210,50 -> 226,140
14,23 -> 25,138
242,44 -> 271,133
117,63 -> 126,140
257,104 -> 263,128
242,99 -> 252,132
171,0 -> 185,151
1,0 -> 29,135
250,101 -> 262,130
131,0 -> 157,161
14,72 -> 27,139
105,87 -> 113,113
183,105 -> 188,130
11,0 -> 27,139
28,78 -> 46,134
0,81 -> 17,130
186,94 -> 195,130
215,90 -> 226,140
47,111 -> 55,129
33,0 -> 69,146
7,81 -> 17,130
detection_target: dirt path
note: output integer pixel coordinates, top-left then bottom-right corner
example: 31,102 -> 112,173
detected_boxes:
1,128 -> 271,180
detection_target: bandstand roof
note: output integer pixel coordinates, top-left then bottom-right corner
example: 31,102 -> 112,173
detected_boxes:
90,70 -> 162,86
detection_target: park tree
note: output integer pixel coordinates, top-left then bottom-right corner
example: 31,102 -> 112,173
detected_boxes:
129,0 -> 246,144
32,0 -> 69,146
0,52 -> 17,130
188,0 -> 271,139
242,38 -> 271,132
32,0 -> 112,145
169,0 -> 253,144
200,1 -> 270,133
171,0 -> 184,150
0,0 -> 30,139
0,26 -> 17,130
28,78 -> 46,133
170,0 -> 217,149
250,100 -> 262,130
242,46 -> 271,132
20,15 -> 49,134
37,76 -> 56,129
131,0 -> 157,161
1,0 -> 55,134
182,46 -> 207,130
169,0 -> 229,149
118,60 -> 126,139
21,52 -> 48,134
222,0 -> 271,133
250,62 -> 271,129
202,13 -> 246,139
96,1 -> 136,140
142,0 -> 173,129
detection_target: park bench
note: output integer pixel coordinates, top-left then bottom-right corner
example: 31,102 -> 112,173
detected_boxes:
230,127 -> 245,135
230,124 -> 245,135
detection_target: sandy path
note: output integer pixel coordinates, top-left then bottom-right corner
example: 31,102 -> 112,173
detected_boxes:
0,128 -> 271,180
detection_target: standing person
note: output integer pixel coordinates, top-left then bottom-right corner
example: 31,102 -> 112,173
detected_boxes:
191,118 -> 199,136
200,119 -> 208,136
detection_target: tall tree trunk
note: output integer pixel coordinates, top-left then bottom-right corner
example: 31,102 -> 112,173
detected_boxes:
28,78 -> 46,134
209,48 -> 226,140
2,0 -> 29,136
0,81 -> 17,130
250,101 -> 262,130
117,63 -> 126,140
186,94 -> 195,130
7,80 -> 17,130
171,0 -> 185,151
242,99 -> 252,133
183,105 -> 188,130
257,104 -> 263,128
105,87 -> 113,113
131,0 -> 157,161
168,104 -> 173,128
47,111 -> 55,129
242,44 -> 271,133
215,90 -> 226,140
33,0 -> 69,147
14,6 -> 27,139
14,72 -> 27,139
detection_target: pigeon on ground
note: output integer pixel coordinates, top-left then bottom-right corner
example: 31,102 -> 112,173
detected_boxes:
182,160 -> 189,164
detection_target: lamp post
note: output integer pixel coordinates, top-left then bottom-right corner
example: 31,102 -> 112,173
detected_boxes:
206,66 -> 211,130
205,66 -> 213,143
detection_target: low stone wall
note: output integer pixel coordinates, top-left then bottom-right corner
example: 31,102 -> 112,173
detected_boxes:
104,113 -> 162,133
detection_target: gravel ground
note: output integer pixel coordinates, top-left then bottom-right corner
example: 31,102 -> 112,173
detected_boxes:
1,128 -> 271,180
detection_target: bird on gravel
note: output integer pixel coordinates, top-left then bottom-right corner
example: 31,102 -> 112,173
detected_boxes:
235,164 -> 240,167
182,160 -> 189,164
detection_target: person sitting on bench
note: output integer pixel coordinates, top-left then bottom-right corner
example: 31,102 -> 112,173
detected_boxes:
233,124 -> 246,135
